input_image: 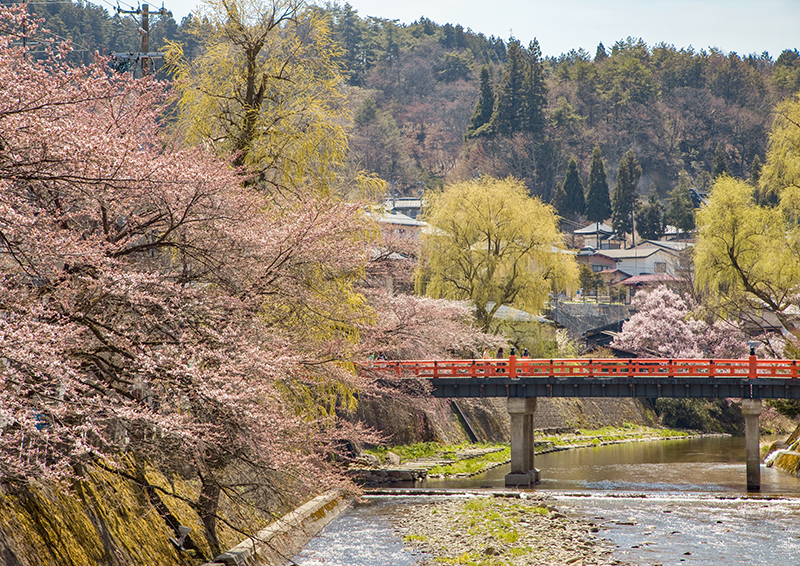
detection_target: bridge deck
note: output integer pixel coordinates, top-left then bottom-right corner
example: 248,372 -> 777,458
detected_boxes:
366,356 -> 800,399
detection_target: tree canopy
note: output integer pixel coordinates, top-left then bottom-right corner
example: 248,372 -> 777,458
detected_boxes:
611,149 -> 642,239
166,0 -> 349,192
562,157 -> 586,218
695,94 -> 800,339
585,145 -> 612,223
417,176 -> 577,331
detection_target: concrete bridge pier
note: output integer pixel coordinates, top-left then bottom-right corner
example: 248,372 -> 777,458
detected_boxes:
741,398 -> 762,491
505,397 -> 540,487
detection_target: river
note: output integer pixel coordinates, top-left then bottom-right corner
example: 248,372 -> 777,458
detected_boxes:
292,436 -> 800,565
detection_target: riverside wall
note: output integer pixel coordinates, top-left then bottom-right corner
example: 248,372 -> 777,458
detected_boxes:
351,395 -> 659,446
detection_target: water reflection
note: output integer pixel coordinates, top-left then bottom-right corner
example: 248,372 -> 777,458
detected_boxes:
409,436 -> 800,495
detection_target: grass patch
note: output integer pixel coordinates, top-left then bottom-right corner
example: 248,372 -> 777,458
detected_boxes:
429,447 -> 510,476
366,441 -> 500,463
365,425 -> 696,476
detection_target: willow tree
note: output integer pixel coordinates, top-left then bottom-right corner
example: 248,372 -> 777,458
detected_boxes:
166,0 -> 349,192
417,176 -> 577,332
694,94 -> 800,339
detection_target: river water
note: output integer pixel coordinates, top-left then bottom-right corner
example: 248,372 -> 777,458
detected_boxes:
292,436 -> 800,565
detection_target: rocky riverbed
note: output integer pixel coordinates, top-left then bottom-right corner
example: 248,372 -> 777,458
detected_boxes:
393,493 -> 625,566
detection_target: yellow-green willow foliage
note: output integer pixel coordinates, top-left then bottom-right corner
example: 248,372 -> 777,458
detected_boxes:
166,0 -> 348,192
695,94 -> 800,337
417,176 -> 577,332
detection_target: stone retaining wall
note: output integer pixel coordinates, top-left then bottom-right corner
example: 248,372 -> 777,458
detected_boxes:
202,491 -> 349,566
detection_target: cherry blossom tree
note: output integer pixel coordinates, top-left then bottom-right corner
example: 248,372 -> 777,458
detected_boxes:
611,286 -> 747,358
0,7 -> 497,554
0,8 -> 382,553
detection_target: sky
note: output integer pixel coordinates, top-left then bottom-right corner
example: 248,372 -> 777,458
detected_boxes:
163,0 -> 799,59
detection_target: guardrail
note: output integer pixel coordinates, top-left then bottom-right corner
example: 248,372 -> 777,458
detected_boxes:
365,355 -> 800,380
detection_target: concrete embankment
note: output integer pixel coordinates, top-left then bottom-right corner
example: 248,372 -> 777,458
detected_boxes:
349,394 -> 657,446
766,422 -> 800,477
203,491 -> 350,566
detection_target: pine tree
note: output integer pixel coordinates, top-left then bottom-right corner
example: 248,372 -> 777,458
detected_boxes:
551,182 -> 568,219
635,185 -> 665,241
665,170 -> 695,238
466,65 -> 494,138
492,40 -> 526,136
522,38 -> 547,136
563,157 -> 585,217
612,149 -> 641,240
585,145 -> 611,223
712,142 -> 729,178
750,153 -> 762,186
595,42 -> 608,62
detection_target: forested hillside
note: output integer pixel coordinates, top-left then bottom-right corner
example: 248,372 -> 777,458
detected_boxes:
323,3 -> 800,201
8,0 -> 800,200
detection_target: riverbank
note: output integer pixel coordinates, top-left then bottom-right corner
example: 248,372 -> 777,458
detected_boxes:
351,425 -> 701,485
395,492 -> 624,566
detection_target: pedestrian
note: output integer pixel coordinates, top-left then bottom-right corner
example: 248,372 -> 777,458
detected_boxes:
496,347 -> 504,373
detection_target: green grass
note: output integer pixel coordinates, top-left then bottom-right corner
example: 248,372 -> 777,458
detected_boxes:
366,441 -> 500,463
429,447 -> 510,476
364,424 -> 696,476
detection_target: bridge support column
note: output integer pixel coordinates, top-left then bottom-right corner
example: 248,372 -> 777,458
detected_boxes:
505,397 -> 540,487
742,399 -> 762,491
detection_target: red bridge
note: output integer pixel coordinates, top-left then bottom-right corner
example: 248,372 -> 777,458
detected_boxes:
365,354 -> 800,400
365,354 -> 797,491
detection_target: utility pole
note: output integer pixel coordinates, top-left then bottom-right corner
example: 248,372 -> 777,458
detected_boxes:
114,3 -> 171,76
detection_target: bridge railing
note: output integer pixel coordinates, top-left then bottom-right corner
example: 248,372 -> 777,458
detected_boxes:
364,356 -> 800,380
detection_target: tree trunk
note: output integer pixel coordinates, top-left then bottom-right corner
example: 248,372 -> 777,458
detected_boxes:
199,476 -> 222,557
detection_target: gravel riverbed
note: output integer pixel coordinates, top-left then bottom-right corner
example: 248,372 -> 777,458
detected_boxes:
393,493 -> 627,566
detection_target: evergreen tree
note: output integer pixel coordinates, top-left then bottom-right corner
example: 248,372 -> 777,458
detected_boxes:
612,149 -> 641,240
466,66 -> 494,138
563,157 -> 585,217
551,182 -> 568,219
635,185 -> 665,241
750,153 -> 762,186
492,40 -> 527,136
712,142 -> 729,178
665,170 -> 695,238
595,42 -> 608,63
585,145 -> 612,223
332,3 -> 367,85
522,38 -> 547,136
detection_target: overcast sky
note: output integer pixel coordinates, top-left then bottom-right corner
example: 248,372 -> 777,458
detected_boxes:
162,0 -> 799,59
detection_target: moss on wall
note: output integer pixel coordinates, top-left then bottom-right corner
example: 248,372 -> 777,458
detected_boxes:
0,463 -> 278,566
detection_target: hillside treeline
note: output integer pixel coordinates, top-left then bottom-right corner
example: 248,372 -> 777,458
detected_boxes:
11,0 -> 800,200
323,3 -> 800,201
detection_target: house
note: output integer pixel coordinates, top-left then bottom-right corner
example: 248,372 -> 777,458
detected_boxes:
616,273 -> 683,302
364,206 -> 427,239
573,222 -> 622,249
593,245 -> 681,277
576,247 -> 616,273
689,188 -> 709,208
384,196 -> 424,219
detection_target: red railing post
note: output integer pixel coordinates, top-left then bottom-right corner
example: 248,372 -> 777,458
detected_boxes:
509,354 -> 517,379
749,352 -> 757,379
